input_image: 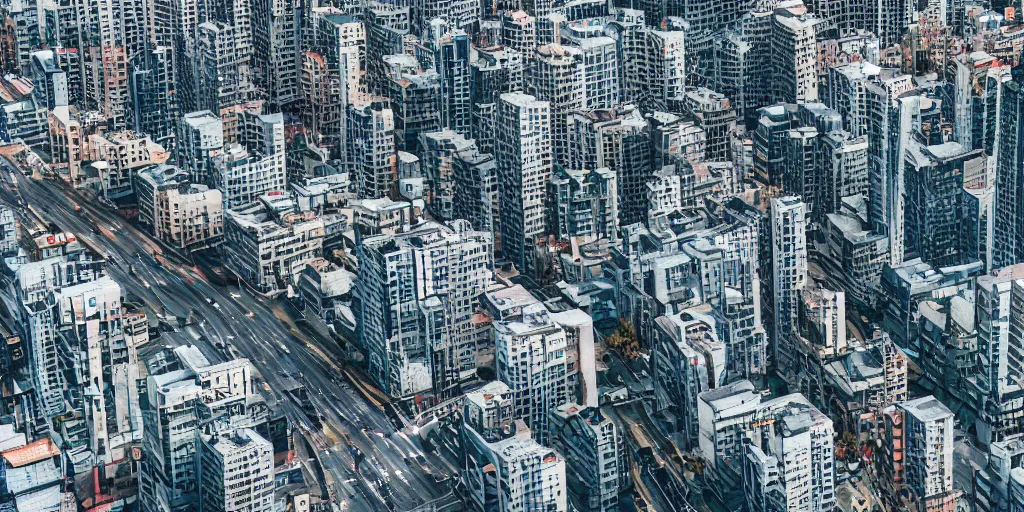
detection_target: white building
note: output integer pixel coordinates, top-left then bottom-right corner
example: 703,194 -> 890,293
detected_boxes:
0,202 -> 19,254
461,418 -> 568,512
878,396 -> 956,511
210,144 -> 287,210
199,429 -> 274,512
135,164 -> 224,252
496,93 -> 552,276
976,264 -> 1024,446
223,198 -> 325,293
769,196 -> 808,379
177,111 -> 224,184
549,403 -> 624,512
772,10 -> 820,104
744,394 -> 836,512
357,219 -> 493,401
139,346 -> 264,512
495,303 -> 573,445
652,308 -> 727,448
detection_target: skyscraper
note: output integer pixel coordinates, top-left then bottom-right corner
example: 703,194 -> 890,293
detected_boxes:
768,196 -> 808,377
496,92 -> 552,276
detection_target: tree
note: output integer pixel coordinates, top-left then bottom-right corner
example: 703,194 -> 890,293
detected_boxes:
607,319 -> 641,361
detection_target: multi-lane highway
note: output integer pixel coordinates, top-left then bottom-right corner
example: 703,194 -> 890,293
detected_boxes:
0,163 -> 463,512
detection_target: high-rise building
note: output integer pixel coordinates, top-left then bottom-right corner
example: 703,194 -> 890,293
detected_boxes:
461,403 -> 568,512
452,143 -> 499,238
642,28 -> 687,112
496,92 -> 552,275
178,111 -> 225,185
549,404 -> 625,512
652,309 -> 726,448
199,428 -> 275,512
781,127 -> 820,215
253,0 -> 300,108
196,22 -> 253,113
29,50 -> 69,110
771,10 -> 820,104
976,264 -> 1024,446
358,220 -> 493,401
138,346 -> 266,512
768,196 -> 808,377
817,130 -> 869,217
420,130 -> 474,221
566,107 -> 650,226
866,74 -> 916,266
743,394 -> 836,512
129,46 -> 178,147
501,10 -> 536,55
434,28 -> 472,136
348,97 -> 397,199
904,140 -> 984,266
495,303 -> 573,445
995,69 -> 1024,269
527,44 -> 584,162
549,166 -> 618,243
876,396 -> 956,512
210,110 -> 286,209
685,87 -> 737,161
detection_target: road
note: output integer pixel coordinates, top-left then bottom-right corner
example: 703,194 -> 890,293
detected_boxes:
0,165 -> 463,512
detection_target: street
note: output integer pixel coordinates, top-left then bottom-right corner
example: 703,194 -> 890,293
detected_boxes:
0,164 -> 463,512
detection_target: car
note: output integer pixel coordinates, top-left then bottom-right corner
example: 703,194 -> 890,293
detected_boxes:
279,344 -> 291,354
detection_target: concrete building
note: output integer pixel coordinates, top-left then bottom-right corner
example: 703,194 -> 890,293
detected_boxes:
129,46 -> 178,147
29,50 -> 68,110
995,68 -> 1024,269
47,110 -> 93,184
253,0 -> 300,108
420,130 -> 474,221
496,92 -> 552,276
549,404 -> 624,512
452,143 -> 499,238
565,107 -> 650,226
357,219 -> 493,402
135,164 -> 224,252
495,303 -> 573,445
752,104 -> 794,185
698,380 -> 761,502
199,428 -> 274,512
223,196 -> 325,293
876,396 -> 956,512
549,166 -> 618,243
196,21 -> 253,113
904,141 -> 984,267
824,61 -> 880,138
138,347 -> 266,512
178,111 -> 225,185
527,44 -> 584,162
976,265 -> 1024,446
88,131 -> 169,200
743,394 -> 836,512
642,28 -> 687,112
210,144 -> 287,210
865,74 -> 916,266
461,416 -> 568,512
0,202 -> 19,254
388,68 -> 442,154
652,309 -> 726,449
772,11 -> 820,104
685,87 -> 737,161
348,97 -> 397,199
818,131 -> 869,217
822,196 -> 889,308
781,127 -> 820,216
768,196 -> 808,378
